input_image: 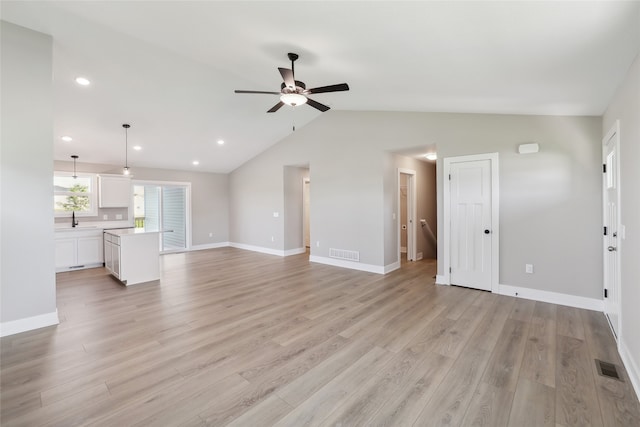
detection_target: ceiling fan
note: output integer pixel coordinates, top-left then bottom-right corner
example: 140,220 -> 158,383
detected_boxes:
235,53 -> 349,113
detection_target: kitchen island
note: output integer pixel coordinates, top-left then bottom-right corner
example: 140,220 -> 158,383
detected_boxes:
104,228 -> 160,285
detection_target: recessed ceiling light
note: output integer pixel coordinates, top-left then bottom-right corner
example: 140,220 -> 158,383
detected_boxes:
217,139 -> 225,145
192,160 -> 200,166
75,77 -> 91,86
133,145 -> 142,151
424,153 -> 437,161
61,136 -> 73,142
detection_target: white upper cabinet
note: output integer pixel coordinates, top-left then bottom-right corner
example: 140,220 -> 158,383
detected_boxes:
98,175 -> 131,208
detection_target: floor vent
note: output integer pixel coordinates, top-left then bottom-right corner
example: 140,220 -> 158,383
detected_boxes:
595,359 -> 623,381
329,248 -> 360,262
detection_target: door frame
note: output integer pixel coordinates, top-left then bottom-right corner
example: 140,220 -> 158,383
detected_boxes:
398,168 -> 417,262
302,177 -> 310,249
443,153 -> 499,291
602,120 -> 621,339
132,179 -> 192,252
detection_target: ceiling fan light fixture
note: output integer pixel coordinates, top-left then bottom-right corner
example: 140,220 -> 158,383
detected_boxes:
280,93 -> 307,107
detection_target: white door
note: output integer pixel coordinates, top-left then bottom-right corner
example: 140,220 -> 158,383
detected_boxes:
450,159 -> 492,291
603,122 -> 620,339
398,169 -> 417,262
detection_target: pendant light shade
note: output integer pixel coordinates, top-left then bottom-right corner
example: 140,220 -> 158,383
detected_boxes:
122,124 -> 131,175
71,155 -> 79,179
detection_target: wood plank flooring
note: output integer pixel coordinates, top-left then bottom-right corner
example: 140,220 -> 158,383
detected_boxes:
1,248 -> 639,426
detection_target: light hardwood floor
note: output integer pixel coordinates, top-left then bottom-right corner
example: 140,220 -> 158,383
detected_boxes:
1,248 -> 639,426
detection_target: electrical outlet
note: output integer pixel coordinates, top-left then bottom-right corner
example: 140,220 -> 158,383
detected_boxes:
316,241 -> 320,247
525,264 -> 534,274
271,236 -> 275,242
209,232 -> 213,238
103,214 -> 108,220
273,212 -> 279,218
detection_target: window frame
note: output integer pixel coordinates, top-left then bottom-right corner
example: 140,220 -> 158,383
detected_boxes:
54,171 -> 98,217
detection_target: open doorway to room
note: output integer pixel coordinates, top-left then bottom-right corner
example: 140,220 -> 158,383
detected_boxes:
283,165 -> 310,257
392,149 -> 438,270
133,181 -> 191,253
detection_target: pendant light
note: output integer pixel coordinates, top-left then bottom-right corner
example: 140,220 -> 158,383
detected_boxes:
122,123 -> 131,175
71,155 -> 79,179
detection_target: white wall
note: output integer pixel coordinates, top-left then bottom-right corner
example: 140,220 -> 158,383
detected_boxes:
1,22 -> 57,335
54,161 -> 229,246
603,53 -> 640,395
229,111 -> 602,299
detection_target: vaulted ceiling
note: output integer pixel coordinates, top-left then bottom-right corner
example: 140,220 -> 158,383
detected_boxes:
3,1 -> 639,172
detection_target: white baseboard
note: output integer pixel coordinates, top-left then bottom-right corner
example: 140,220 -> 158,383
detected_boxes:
384,261 -> 400,274
229,242 -> 304,257
497,284 -> 603,311
229,242 -> 285,256
190,242 -> 230,251
283,247 -> 306,256
0,310 -> 59,337
310,255 -> 386,274
435,275 -> 448,285
619,338 -> 640,402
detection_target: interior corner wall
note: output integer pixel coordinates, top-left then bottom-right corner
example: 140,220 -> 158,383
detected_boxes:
1,22 -> 57,332
603,52 -> 640,393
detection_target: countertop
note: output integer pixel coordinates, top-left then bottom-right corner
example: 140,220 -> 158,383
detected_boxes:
104,228 -> 161,236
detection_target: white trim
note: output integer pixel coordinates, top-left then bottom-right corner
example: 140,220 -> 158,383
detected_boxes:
384,261 -> 401,274
190,242 -> 230,251
619,338 -> 640,401
443,153 -> 500,291
397,168 -> 417,263
230,242 -> 285,256
497,284 -> 603,311
0,310 -> 59,337
56,262 -> 103,273
310,255 -> 386,274
284,247 -> 307,256
435,275 -> 448,285
602,119 -> 622,340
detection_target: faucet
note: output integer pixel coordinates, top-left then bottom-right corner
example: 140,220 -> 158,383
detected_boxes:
72,211 -> 79,227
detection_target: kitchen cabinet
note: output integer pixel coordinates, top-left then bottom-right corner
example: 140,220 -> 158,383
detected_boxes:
98,175 -> 131,208
104,229 -> 159,285
55,229 -> 104,272
104,232 -> 121,278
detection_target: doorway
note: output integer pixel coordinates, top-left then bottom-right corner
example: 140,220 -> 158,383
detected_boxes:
398,168 -> 416,262
133,181 -> 191,253
603,120 -> 621,339
443,153 -> 499,292
303,178 -> 310,249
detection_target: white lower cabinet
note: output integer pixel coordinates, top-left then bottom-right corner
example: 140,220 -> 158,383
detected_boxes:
104,230 -> 159,285
55,229 -> 104,272
104,233 -> 121,278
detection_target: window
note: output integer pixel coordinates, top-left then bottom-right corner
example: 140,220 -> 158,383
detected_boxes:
54,172 -> 97,216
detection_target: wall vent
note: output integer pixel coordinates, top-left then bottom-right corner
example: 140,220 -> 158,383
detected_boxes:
329,248 -> 360,262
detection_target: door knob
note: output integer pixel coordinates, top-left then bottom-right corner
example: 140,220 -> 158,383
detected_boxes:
607,246 -> 616,252
484,229 -> 490,234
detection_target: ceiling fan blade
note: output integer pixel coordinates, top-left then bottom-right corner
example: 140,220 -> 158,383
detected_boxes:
306,98 -> 330,112
306,83 -> 350,94
235,90 -> 281,95
267,101 -> 285,113
278,67 -> 295,89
